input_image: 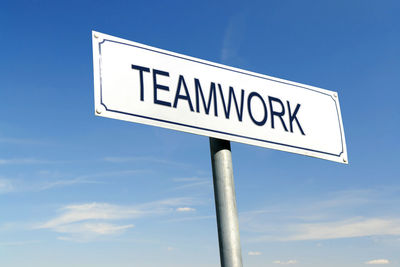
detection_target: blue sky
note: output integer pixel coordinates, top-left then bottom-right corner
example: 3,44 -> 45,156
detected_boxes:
1,1 -> 400,266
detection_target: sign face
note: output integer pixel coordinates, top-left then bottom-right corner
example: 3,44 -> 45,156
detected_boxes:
92,31 -> 348,163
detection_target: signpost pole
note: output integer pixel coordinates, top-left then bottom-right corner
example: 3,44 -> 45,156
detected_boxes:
209,137 -> 243,267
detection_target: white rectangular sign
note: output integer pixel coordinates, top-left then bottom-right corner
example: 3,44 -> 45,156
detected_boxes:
92,31 -> 347,163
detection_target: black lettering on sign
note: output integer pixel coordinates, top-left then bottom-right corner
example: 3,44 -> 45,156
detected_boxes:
153,69 -> 171,107
268,96 -> 288,132
218,85 -> 244,122
194,78 -> 218,117
173,75 -> 194,111
287,101 -> 305,135
131,64 -> 150,101
247,92 -> 268,126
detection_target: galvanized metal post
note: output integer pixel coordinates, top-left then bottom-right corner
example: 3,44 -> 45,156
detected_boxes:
209,137 -> 243,267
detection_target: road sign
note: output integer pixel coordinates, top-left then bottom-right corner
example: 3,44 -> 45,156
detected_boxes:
92,31 -> 347,163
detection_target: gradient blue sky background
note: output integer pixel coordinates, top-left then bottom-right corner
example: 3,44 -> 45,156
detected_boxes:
1,1 -> 400,266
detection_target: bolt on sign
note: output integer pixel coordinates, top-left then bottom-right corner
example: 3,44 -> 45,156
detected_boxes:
92,31 -> 347,163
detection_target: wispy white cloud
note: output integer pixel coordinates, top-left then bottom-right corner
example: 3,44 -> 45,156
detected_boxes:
139,197 -> 200,208
0,137 -> 44,145
0,158 -> 56,165
0,169 -> 150,195
38,199 -> 193,229
176,207 -> 196,212
36,198 -> 197,242
303,189 -> 373,213
0,240 -> 40,246
53,222 -> 134,235
0,178 -> 14,193
48,169 -> 151,188
173,181 -> 211,190
171,177 -> 211,191
241,188 -> 400,242
273,260 -> 298,265
103,156 -> 188,168
221,12 -> 248,64
247,217 -> 400,242
37,203 -> 139,229
172,177 -> 203,182
0,222 -> 31,232
248,251 -> 262,256
38,178 -> 102,191
282,218 -> 400,241
365,259 -> 390,265
164,215 -> 214,223
0,176 -> 100,194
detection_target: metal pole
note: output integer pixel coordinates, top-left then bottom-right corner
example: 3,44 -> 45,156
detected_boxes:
209,137 -> 243,267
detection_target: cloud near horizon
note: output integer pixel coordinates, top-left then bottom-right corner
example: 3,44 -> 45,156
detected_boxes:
365,259 -> 390,265
176,207 -> 196,212
273,260 -> 298,265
